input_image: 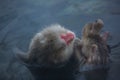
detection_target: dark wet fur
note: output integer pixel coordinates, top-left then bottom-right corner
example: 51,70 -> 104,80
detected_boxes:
81,19 -> 110,65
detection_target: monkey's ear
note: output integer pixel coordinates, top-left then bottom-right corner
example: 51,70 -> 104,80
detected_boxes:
13,47 -> 29,64
91,44 -> 98,53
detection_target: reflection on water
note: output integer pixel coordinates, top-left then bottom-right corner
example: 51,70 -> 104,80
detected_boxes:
0,0 -> 120,80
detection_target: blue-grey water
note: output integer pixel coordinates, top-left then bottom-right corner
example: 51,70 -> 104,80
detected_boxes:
0,0 -> 120,80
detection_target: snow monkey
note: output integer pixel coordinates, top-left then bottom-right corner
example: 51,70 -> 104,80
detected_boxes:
15,24 -> 82,80
81,19 -> 110,65
79,19 -> 110,80
14,20 -> 110,80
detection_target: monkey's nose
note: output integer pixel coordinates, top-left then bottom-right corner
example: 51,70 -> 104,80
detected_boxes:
60,32 -> 75,45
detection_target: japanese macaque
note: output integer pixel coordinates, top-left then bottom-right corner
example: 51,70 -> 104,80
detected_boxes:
14,20 -> 111,80
16,24 -> 78,67
81,19 -> 110,65
78,19 -> 110,80
15,24 -> 82,80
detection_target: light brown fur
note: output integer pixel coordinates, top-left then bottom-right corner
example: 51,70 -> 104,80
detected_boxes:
81,19 -> 110,65
16,24 -> 81,68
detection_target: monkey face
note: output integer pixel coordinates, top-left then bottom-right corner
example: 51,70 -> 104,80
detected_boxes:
82,19 -> 104,37
17,24 -> 76,67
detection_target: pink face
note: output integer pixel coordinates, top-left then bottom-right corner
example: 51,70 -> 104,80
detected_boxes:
60,32 -> 75,45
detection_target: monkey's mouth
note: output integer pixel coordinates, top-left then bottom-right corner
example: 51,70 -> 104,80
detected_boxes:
60,32 -> 75,45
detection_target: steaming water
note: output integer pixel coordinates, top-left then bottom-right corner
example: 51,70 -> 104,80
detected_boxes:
0,0 -> 120,80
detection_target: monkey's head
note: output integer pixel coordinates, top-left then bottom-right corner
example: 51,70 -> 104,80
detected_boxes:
16,24 -> 76,68
82,19 -> 104,38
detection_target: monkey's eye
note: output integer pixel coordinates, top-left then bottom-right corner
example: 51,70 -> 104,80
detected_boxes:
57,43 -> 66,51
47,39 -> 55,44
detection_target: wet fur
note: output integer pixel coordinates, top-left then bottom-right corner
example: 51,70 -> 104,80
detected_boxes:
81,19 -> 110,65
16,24 -> 81,68
14,24 -> 84,80
15,21 -> 111,80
